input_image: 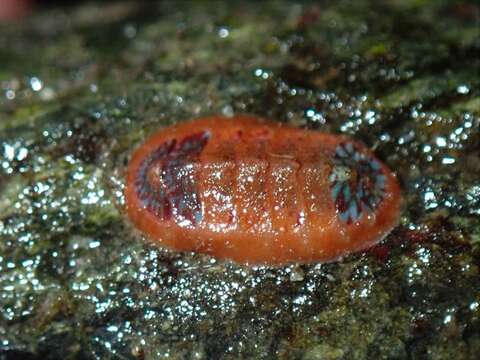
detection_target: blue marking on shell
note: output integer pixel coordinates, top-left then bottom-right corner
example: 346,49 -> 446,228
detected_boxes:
330,141 -> 387,223
343,185 -> 351,203
332,182 -> 342,200
336,146 -> 347,157
357,185 -> 364,198
346,142 -> 354,153
371,160 -> 381,170
339,210 -> 350,222
194,209 -> 203,225
376,174 -> 386,187
348,201 -> 359,220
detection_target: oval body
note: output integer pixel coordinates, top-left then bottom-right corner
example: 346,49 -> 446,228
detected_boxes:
125,115 -> 402,265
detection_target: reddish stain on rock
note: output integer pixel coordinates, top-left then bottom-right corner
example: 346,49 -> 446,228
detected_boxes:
125,115 -> 402,265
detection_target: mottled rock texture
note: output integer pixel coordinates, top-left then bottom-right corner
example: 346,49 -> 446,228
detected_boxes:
0,1 -> 479,359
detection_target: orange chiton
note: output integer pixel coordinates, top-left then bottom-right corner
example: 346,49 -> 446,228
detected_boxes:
125,115 -> 402,265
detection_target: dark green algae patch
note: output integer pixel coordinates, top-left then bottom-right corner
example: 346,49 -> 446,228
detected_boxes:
0,0 -> 479,359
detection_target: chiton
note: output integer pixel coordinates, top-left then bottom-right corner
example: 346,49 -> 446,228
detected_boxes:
125,115 -> 402,265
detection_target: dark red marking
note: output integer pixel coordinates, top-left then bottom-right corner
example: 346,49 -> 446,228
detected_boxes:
134,131 -> 210,225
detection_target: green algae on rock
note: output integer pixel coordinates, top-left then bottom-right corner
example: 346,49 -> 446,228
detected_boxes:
0,1 -> 479,359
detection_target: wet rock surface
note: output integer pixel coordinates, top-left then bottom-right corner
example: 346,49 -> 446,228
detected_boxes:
0,1 -> 479,359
